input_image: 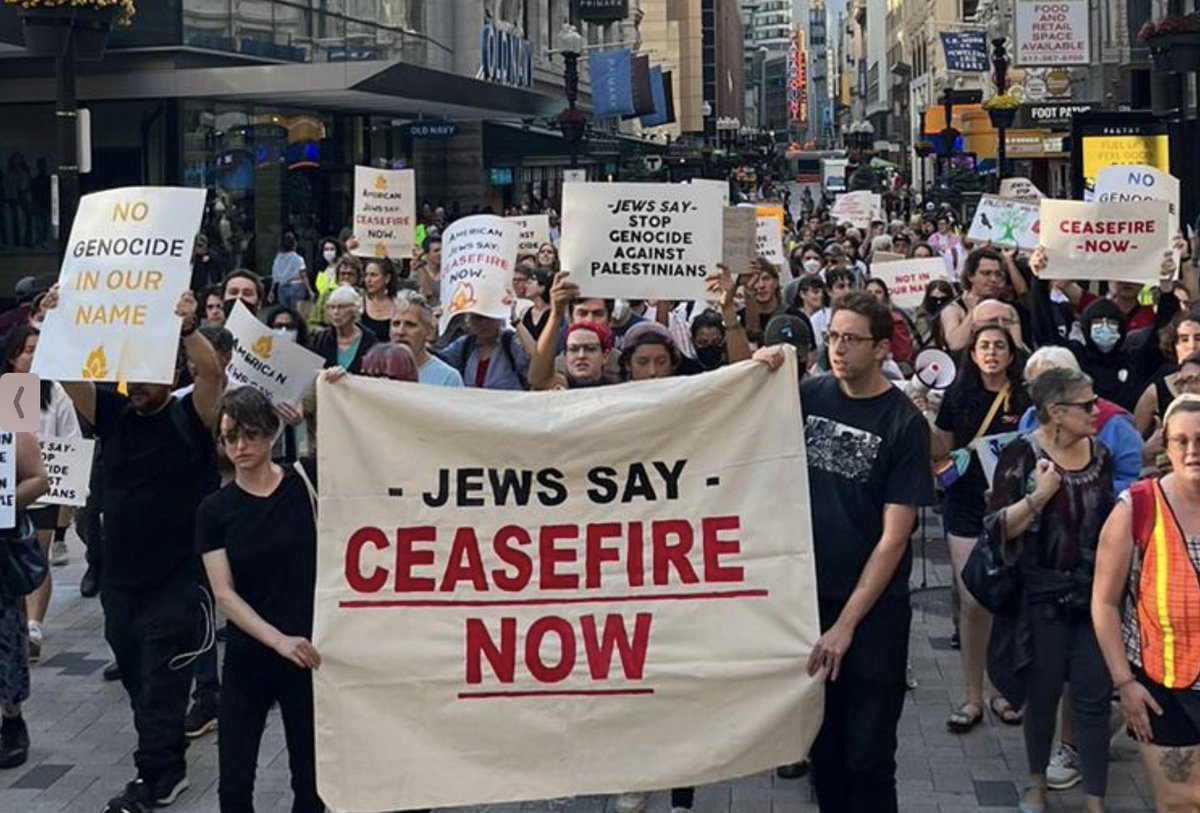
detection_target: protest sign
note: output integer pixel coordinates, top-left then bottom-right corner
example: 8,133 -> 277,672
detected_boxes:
0,433 -> 13,529
1095,165 -> 1179,245
440,215 -> 520,331
32,187 -> 205,386
225,301 -> 325,404
1014,0 -> 1090,66
967,195 -> 1041,250
871,251 -> 906,264
352,166 -> 416,259
722,207 -> 758,275
509,215 -> 552,256
560,182 -> 724,300
684,178 -> 731,206
999,177 -> 1044,200
753,204 -> 788,273
313,355 -> 823,812
1039,199 -> 1171,283
869,258 -> 945,310
830,191 -> 881,229
37,437 -> 95,507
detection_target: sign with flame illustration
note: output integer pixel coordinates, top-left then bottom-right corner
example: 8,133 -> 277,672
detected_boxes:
352,166 -> 416,260
225,301 -> 326,404
439,215 -> 520,332
33,187 -> 206,385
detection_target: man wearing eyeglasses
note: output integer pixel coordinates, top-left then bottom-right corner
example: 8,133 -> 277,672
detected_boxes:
800,291 -> 934,813
43,287 -> 224,812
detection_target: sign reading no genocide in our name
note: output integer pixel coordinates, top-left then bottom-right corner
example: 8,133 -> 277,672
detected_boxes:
560,182 -> 723,300
32,187 -> 206,386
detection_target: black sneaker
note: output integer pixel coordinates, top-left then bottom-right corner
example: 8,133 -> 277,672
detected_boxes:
0,715 -> 29,769
776,760 -> 809,779
80,565 -> 100,598
151,771 -> 189,806
102,661 -> 122,682
105,779 -> 154,813
184,701 -> 218,739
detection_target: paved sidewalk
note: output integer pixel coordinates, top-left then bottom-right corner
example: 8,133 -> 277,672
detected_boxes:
0,517 -> 1156,812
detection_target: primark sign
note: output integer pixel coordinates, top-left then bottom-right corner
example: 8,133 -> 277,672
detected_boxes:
480,22 -> 533,88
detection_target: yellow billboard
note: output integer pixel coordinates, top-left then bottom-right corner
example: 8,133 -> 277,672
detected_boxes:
1081,135 -> 1170,191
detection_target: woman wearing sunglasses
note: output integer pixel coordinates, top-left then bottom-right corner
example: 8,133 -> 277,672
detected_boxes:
985,368 -> 1115,813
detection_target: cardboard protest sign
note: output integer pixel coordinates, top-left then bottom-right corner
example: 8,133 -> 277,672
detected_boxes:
999,177 -> 1044,200
32,187 -> 206,385
872,251 -> 906,264
1095,165 -> 1179,245
752,204 -> 789,275
509,215 -> 552,256
313,355 -> 823,812
1039,199 -> 1171,283
830,191 -> 881,229
225,301 -> 325,404
352,166 -> 416,259
869,258 -> 944,310
0,433 -> 13,529
722,207 -> 758,275
560,182 -> 724,300
967,195 -> 1041,250
439,215 -> 520,332
37,437 -> 95,507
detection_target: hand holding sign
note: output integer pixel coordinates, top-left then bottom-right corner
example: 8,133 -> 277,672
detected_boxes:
549,271 -> 580,316
705,264 -> 736,310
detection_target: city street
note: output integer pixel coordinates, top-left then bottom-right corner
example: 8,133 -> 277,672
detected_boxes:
0,515 -> 1156,813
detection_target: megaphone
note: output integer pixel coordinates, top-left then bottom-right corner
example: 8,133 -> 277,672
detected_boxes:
914,349 -> 957,390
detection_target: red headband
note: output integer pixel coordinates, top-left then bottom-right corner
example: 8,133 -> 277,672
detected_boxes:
565,321 -> 614,352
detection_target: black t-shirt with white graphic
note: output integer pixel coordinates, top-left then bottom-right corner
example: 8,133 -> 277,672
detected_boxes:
801,376 -> 935,601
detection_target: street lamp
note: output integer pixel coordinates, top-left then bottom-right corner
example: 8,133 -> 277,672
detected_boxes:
557,24 -> 587,169
989,36 -> 1012,188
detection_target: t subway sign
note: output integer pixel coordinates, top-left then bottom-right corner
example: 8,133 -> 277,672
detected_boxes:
480,23 -> 533,88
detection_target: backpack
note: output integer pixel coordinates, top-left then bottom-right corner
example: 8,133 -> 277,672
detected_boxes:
448,331 -> 528,390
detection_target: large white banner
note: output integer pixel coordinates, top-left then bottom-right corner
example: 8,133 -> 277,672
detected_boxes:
32,187 -> 205,385
225,301 -> 325,405
1095,164 -> 1179,246
560,182 -> 724,300
967,195 -> 1041,250
1039,199 -> 1171,282
352,166 -> 416,259
439,215 -> 520,332
1014,0 -> 1090,66
313,357 -> 823,812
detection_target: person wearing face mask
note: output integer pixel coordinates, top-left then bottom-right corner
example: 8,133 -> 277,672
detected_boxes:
312,237 -> 341,310
913,280 -> 955,350
221,269 -> 264,320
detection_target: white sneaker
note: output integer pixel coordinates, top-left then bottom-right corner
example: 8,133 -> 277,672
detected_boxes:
49,539 -> 69,566
615,792 -> 649,813
26,622 -> 42,664
670,808 -> 692,813
1046,742 -> 1081,790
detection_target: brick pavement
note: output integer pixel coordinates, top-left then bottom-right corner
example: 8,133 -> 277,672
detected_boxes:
0,517 -> 1156,813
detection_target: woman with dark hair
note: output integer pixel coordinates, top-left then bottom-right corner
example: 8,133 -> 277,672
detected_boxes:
360,342 -> 419,382
986,368 -> 1115,813
536,242 -> 561,274
2,325 -> 81,661
270,232 -> 311,311
519,269 -> 553,344
261,304 -> 310,349
917,324 -> 1030,734
313,236 -> 341,297
865,277 -> 916,368
909,242 -> 937,260
619,322 -> 682,381
360,258 -> 397,343
913,279 -> 955,350
198,387 -> 321,812
1133,307 -> 1200,438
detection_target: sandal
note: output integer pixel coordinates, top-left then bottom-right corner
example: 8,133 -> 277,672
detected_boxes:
946,702 -> 983,733
989,695 -> 1024,725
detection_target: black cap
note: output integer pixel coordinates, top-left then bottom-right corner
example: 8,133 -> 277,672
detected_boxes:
764,314 -> 813,353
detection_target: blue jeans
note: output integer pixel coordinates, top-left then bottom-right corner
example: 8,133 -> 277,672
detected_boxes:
277,281 -> 308,312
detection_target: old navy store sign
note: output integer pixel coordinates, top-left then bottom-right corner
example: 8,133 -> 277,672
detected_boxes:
480,23 -> 533,88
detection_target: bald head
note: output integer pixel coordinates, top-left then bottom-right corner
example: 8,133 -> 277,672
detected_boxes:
972,298 -> 1023,348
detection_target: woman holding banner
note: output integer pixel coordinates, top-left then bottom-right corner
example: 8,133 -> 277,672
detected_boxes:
198,387 -> 321,813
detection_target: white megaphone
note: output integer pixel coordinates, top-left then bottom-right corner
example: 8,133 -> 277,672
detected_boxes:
913,349 -> 957,391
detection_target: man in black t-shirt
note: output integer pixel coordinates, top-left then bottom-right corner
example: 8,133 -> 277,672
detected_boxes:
47,287 -> 224,813
800,292 -> 933,813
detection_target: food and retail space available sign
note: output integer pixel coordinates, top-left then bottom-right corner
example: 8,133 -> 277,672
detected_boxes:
560,182 -> 724,300
1039,199 -> 1171,283
32,186 -> 206,386
1014,0 -> 1091,66
352,166 -> 416,260
312,356 -> 823,811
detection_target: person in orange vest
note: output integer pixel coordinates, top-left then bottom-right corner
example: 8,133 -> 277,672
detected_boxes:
1094,392 -> 1200,812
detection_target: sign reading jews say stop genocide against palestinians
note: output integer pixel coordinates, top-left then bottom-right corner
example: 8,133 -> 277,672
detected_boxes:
311,353 -> 823,812
1039,198 -> 1171,283
32,187 -> 206,387
559,182 -> 724,300
439,214 -> 520,332
225,301 -> 326,406
507,214 -> 551,256
37,437 -> 95,508
352,166 -> 416,259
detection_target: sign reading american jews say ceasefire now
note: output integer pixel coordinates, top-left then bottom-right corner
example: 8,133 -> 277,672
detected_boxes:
312,354 -> 823,812
352,166 -> 416,259
32,187 -> 206,386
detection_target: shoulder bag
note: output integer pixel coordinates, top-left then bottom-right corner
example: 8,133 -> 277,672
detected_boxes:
0,513 -> 47,604
934,384 -> 1010,490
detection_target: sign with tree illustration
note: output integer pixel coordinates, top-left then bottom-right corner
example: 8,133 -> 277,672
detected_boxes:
967,195 -> 1040,250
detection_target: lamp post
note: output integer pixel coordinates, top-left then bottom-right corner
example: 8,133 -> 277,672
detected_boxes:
990,36 -> 1011,189
557,24 -> 586,169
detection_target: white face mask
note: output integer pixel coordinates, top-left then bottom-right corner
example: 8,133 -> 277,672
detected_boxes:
323,249 -> 337,264
802,259 -> 822,275
275,327 -> 298,343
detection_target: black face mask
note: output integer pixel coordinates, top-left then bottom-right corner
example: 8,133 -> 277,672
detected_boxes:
696,345 -> 724,370
223,297 -> 258,319
927,297 -> 951,312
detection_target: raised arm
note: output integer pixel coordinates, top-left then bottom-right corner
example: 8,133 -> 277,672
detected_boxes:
529,271 -> 575,391
177,291 -> 225,430
706,265 -> 751,363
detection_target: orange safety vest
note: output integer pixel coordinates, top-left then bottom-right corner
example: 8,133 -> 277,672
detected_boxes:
1130,479 -> 1200,690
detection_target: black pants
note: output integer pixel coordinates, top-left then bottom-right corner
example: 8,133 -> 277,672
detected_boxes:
218,637 -> 321,813
810,596 -> 910,813
101,577 -> 200,786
